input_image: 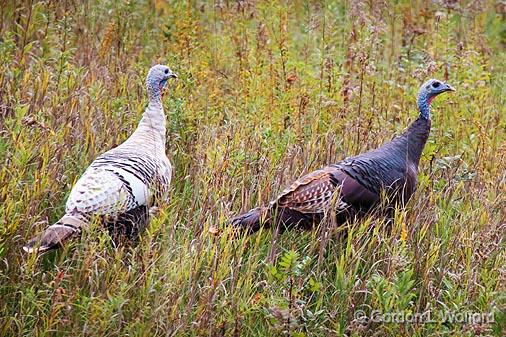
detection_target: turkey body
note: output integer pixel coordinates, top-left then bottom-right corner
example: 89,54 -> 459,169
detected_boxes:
65,132 -> 172,238
232,119 -> 427,233
231,79 -> 454,234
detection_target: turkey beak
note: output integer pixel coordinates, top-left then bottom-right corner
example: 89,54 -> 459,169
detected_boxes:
445,84 -> 455,92
170,73 -> 178,79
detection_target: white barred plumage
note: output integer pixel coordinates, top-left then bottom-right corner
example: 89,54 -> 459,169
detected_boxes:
23,65 -> 177,253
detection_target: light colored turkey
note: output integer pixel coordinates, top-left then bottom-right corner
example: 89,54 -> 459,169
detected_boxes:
23,64 -> 177,253
231,79 -> 455,233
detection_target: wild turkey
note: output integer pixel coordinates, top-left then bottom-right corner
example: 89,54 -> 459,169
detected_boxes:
23,65 -> 178,253
231,79 -> 455,233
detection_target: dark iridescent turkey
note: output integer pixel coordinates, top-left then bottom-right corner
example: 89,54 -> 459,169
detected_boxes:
231,79 -> 455,233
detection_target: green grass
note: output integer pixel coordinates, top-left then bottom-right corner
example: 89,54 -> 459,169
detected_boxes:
0,0 -> 505,336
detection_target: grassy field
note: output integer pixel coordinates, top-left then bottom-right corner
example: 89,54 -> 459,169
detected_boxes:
1,0 -> 505,336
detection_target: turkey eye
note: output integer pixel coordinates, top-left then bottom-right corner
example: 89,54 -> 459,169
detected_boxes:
432,82 -> 440,88
164,69 -> 169,74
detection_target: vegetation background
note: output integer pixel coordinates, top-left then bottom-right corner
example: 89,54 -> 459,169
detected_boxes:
0,0 -> 505,336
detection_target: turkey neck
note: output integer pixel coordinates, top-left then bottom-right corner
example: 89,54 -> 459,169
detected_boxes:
400,88 -> 433,166
130,84 -> 167,149
403,116 -> 431,166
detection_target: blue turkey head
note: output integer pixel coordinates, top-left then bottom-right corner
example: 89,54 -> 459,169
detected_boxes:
146,64 -> 177,93
417,78 -> 455,119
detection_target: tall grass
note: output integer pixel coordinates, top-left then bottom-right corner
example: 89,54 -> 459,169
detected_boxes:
0,0 -> 504,336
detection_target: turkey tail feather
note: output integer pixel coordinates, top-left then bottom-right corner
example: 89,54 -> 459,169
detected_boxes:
23,215 -> 86,253
230,207 -> 269,234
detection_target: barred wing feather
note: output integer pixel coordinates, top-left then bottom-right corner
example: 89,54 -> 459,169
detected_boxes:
66,167 -> 141,216
274,167 -> 347,214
